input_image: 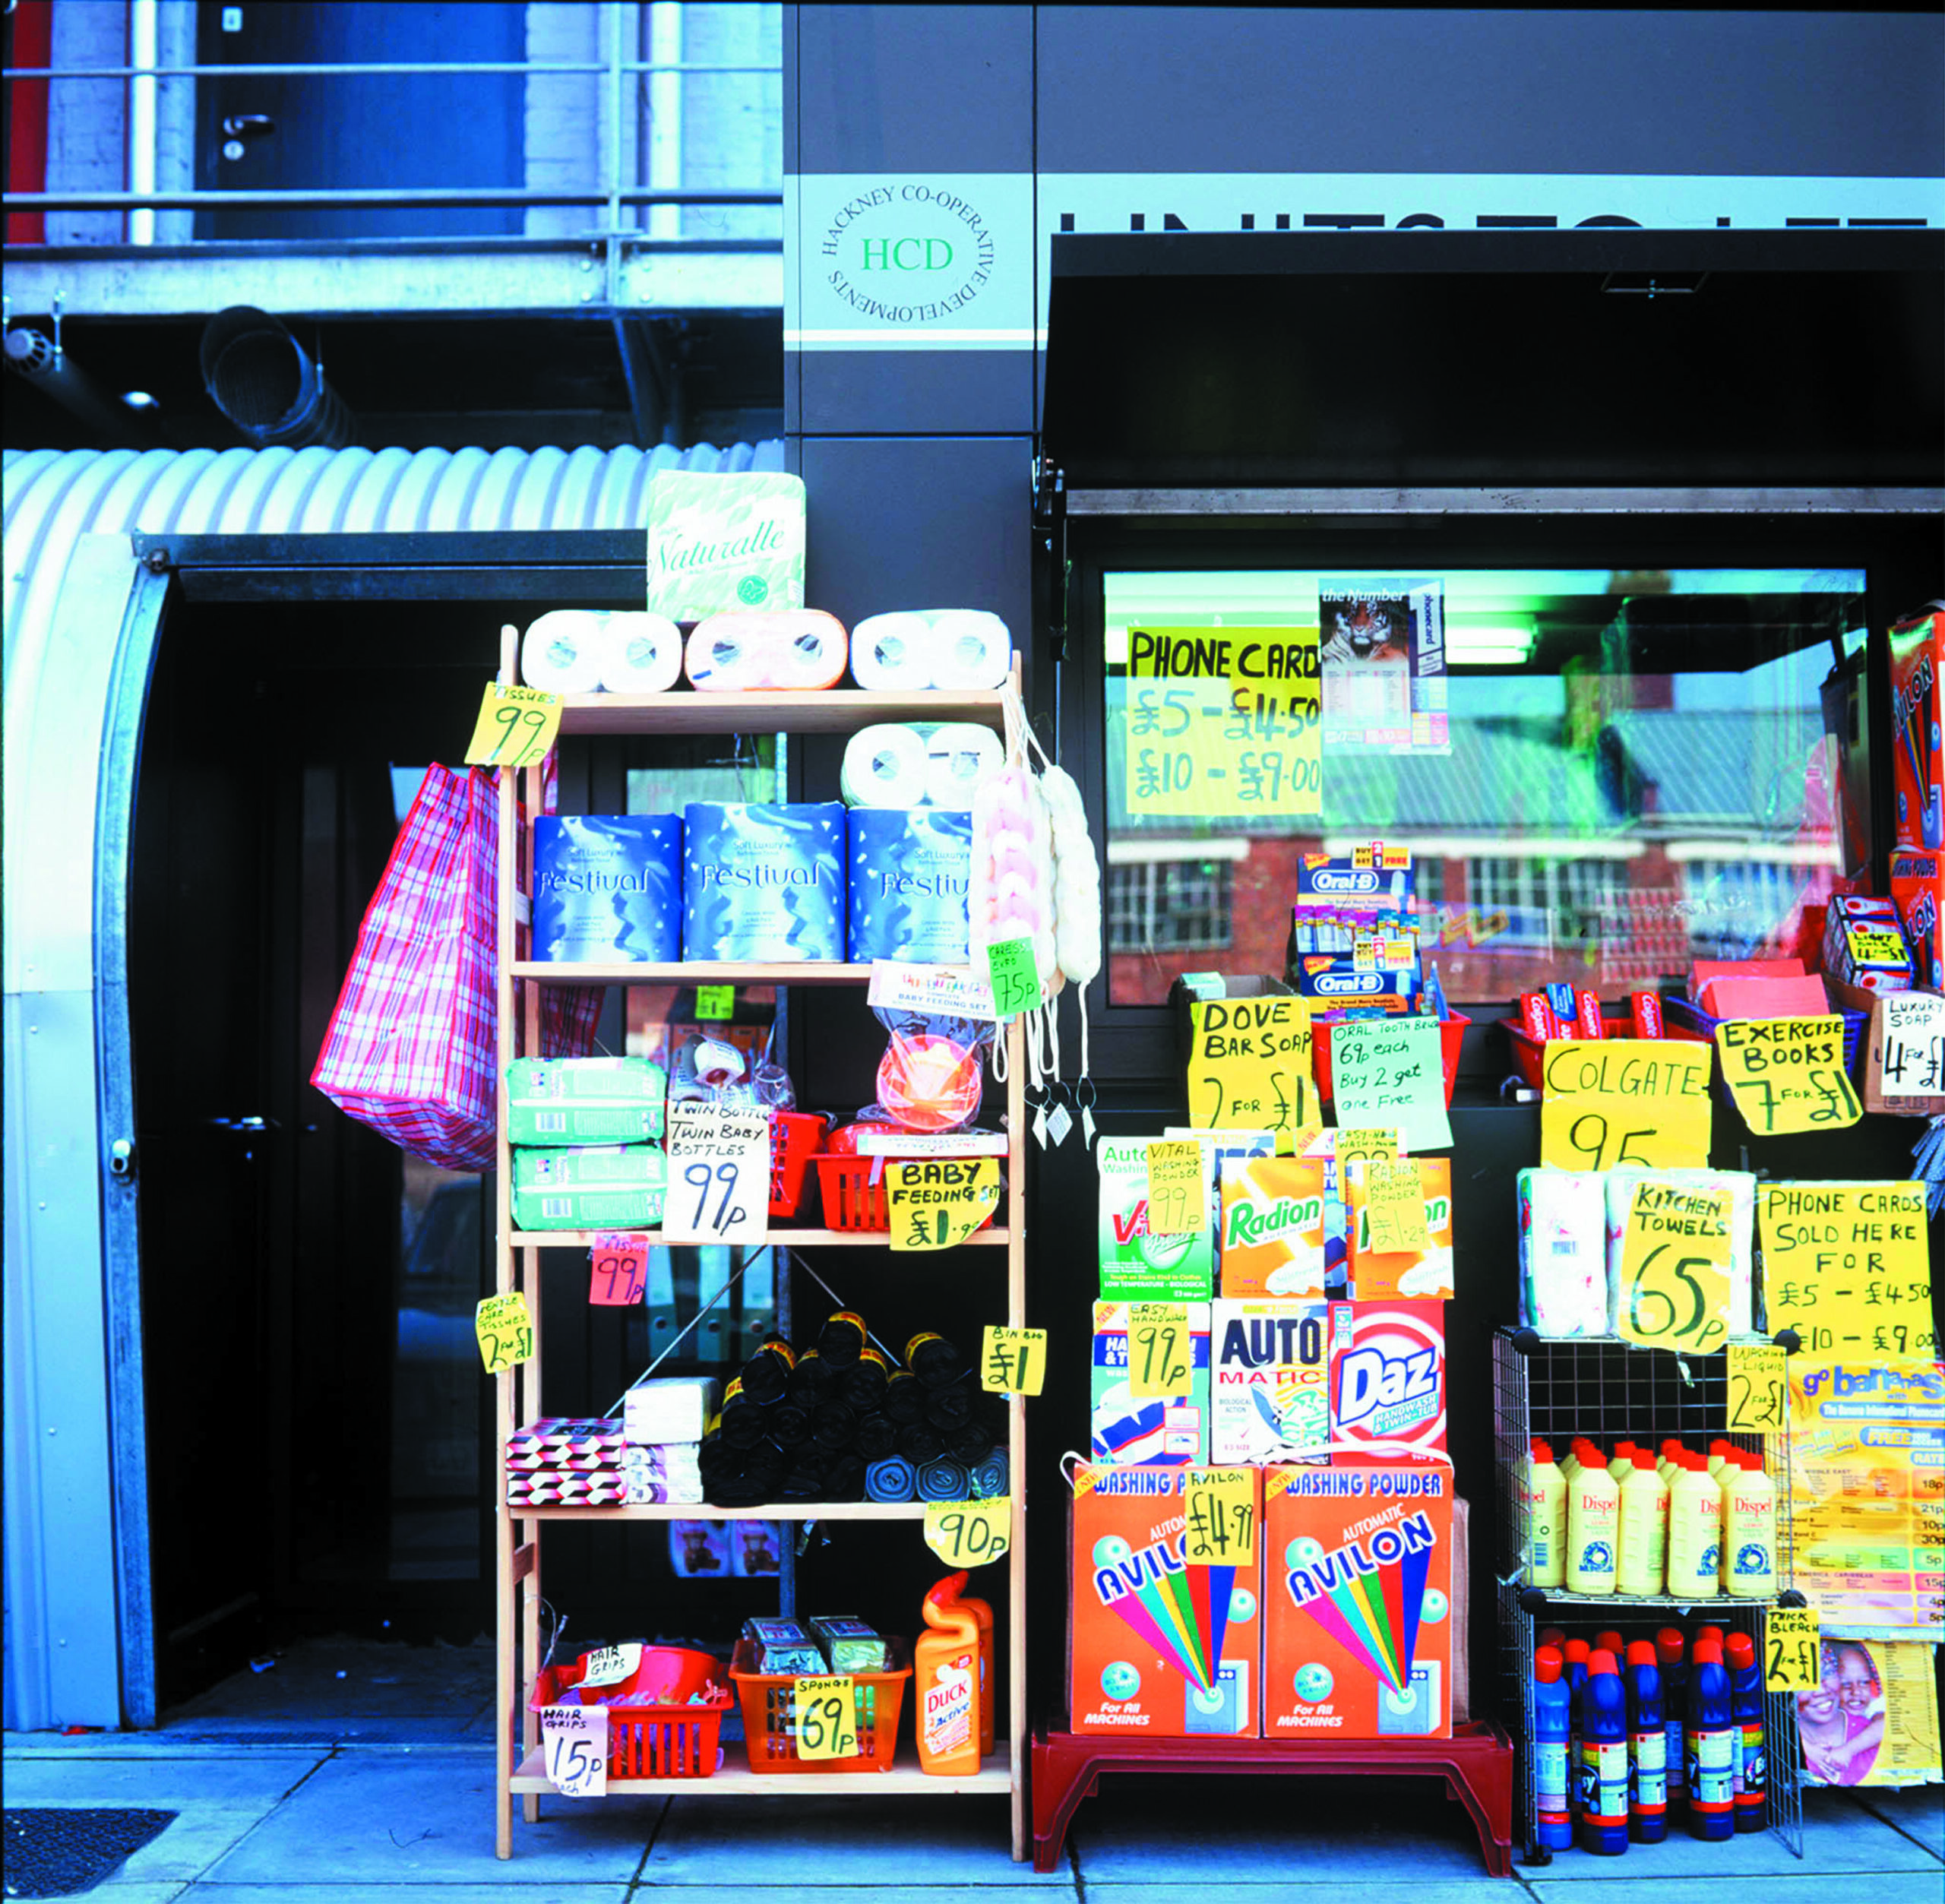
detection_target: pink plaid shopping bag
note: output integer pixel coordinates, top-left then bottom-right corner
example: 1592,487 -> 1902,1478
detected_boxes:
311,764 -> 601,1171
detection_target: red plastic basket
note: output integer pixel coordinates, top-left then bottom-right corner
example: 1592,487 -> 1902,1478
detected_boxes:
1311,1011 -> 1469,1105
1500,1015 -> 1634,1090
808,1153 -> 1002,1235
529,1646 -> 731,1780
768,1110 -> 827,1218
728,1636 -> 910,1773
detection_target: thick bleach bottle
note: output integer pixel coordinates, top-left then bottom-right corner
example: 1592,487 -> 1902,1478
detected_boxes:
1684,1635 -> 1736,1840
1624,1638 -> 1668,1843
1532,1644 -> 1573,1850
1577,1648 -> 1630,1855
1725,1632 -> 1767,1833
1722,1450 -> 1776,1599
1656,1628 -> 1688,1803
1564,1638 -> 1591,1814
1618,1455 -> 1669,1596
1666,1454 -> 1722,1599
1567,1457 -> 1621,1594
1529,1440 -> 1567,1590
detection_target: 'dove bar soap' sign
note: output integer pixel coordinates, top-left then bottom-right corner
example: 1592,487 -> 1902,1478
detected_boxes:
1540,1039 -> 1710,1171
1187,997 -> 1315,1150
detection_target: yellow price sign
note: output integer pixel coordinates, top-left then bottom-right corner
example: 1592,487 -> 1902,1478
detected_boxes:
1757,1181 -> 1934,1358
1539,1039 -> 1712,1172
1765,1607 -> 1821,1693
1127,1302 -> 1193,1399
792,1676 -> 859,1759
980,1325 -> 1047,1396
1615,1179 -> 1734,1351
466,681 -> 562,768
1726,1343 -> 1788,1434
1363,1157 -> 1430,1254
1186,996 -> 1316,1153
475,1292 -> 533,1374
923,1497 -> 1010,1567
887,1158 -> 1001,1252
1334,1128 -> 1399,1166
1714,1017 -> 1861,1134
1181,1468 -> 1257,1567
1145,1140 -> 1206,1235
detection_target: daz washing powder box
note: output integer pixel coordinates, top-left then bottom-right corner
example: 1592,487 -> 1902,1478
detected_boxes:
1219,1156 -> 1327,1298
1091,1301 -> 1210,1466
1327,1298 -> 1447,1456
1210,1299 -> 1329,1465
1097,1137 -> 1214,1302
1071,1463 -> 1262,1737
1263,1457 -> 1453,1739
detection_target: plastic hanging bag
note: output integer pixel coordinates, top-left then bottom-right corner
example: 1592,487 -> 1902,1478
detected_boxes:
864,1004 -> 996,1134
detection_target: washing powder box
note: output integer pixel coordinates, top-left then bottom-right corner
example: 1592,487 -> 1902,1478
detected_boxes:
1210,1299 -> 1329,1464
1091,1301 -> 1210,1466
506,1057 -> 667,1146
1263,1457 -> 1453,1740
1342,1158 -> 1454,1300
1097,1137 -> 1214,1302
1070,1463 -> 1262,1737
511,1145 -> 667,1230
1891,851 -> 1943,992
644,469 -> 805,621
533,815 -> 683,963
682,802 -> 845,963
1219,1157 -> 1326,1298
1890,606 -> 1944,851
1327,1299 -> 1447,1456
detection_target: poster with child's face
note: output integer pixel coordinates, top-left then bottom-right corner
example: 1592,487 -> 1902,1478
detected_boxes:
1795,1637 -> 1941,1785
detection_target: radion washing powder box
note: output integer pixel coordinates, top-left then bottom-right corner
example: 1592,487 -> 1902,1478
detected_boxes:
1070,1463 -> 1262,1738
1210,1299 -> 1329,1465
1263,1458 -> 1453,1740
1091,1301 -> 1210,1466
1342,1158 -> 1454,1300
1327,1299 -> 1447,1457
1218,1157 -> 1327,1298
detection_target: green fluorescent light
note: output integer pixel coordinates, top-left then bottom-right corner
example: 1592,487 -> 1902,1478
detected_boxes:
1449,644 -> 1532,665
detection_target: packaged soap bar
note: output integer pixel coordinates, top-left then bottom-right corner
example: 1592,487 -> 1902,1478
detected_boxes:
534,815 -> 684,963
1210,1298 -> 1329,1463
506,1056 -> 668,1145
1090,1300 -> 1210,1466
1343,1157 -> 1454,1300
808,1614 -> 892,1674
1218,1156 -> 1327,1298
682,802 -> 846,962
846,807 -> 972,963
1097,1137 -> 1213,1302
1516,1168 -> 1608,1336
511,1145 -> 667,1230
742,1615 -> 826,1676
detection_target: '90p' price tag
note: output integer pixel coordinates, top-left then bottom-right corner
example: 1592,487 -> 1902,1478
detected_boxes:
1765,1608 -> 1821,1693
1181,1468 -> 1256,1566
792,1676 -> 859,1759
924,1498 -> 1010,1567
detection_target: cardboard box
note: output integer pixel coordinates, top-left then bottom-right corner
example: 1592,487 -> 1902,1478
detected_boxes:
1823,892 -> 1914,994
1263,1458 -> 1454,1740
1327,1299 -> 1448,1456
1210,1299 -> 1329,1464
1890,606 -> 1944,850
1343,1158 -> 1454,1300
1071,1463 -> 1262,1736
1098,1137 -> 1214,1302
1091,1301 -> 1210,1466
1219,1156 -> 1327,1298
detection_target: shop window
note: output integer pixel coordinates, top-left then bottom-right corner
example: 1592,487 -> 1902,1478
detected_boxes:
1107,853 -> 1235,954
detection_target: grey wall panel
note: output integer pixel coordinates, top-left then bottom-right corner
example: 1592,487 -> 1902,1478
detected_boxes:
798,5 -> 1034,172
1036,8 -> 1945,179
802,350 -> 1035,435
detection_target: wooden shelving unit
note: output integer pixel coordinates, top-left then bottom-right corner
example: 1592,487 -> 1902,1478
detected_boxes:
490,653 -> 1029,1860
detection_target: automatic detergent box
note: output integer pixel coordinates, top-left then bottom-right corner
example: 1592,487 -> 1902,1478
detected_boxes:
1070,1463 -> 1262,1737
1097,1137 -> 1214,1302
1263,1457 -> 1453,1739
1219,1156 -> 1327,1298
1327,1298 -> 1447,1456
1210,1299 -> 1329,1465
682,802 -> 845,962
1091,1301 -> 1210,1466
505,1056 -> 668,1146
1343,1158 -> 1455,1299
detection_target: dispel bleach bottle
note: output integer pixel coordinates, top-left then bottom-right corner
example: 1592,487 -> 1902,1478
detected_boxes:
1532,1644 -> 1573,1851
1684,1634 -> 1735,1841
1577,1647 -> 1630,1855
1725,1631 -> 1767,1833
1624,1639 -> 1668,1843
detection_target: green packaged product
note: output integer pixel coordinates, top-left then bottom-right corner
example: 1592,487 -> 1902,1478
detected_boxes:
808,1615 -> 891,1674
510,1144 -> 667,1231
1096,1136 -> 1213,1302
505,1056 -> 667,1146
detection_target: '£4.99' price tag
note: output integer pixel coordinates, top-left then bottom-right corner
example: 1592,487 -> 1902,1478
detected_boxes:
1765,1607 -> 1821,1693
475,1292 -> 533,1374
924,1498 -> 1010,1567
539,1703 -> 607,1796
1127,1303 -> 1192,1399
792,1676 -> 859,1760
1181,1468 -> 1256,1567
465,682 -> 562,769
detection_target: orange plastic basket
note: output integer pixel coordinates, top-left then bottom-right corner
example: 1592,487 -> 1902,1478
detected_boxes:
728,1636 -> 910,1773
529,1646 -> 731,1779
768,1110 -> 826,1218
809,1153 -> 1003,1235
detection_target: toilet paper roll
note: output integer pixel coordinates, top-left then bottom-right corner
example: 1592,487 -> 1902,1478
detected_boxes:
846,808 -> 972,964
682,802 -> 846,961
534,815 -> 684,963
850,609 -> 1012,691
596,612 -> 683,693
925,723 -> 1004,806
928,610 -> 1014,690
841,724 -> 932,808
521,610 -> 607,694
685,609 -> 849,691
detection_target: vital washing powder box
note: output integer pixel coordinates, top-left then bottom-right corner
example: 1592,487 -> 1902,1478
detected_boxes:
1097,1138 -> 1213,1302
1071,1463 -> 1262,1737
1210,1299 -> 1330,1465
1263,1457 -> 1453,1740
1091,1301 -> 1210,1466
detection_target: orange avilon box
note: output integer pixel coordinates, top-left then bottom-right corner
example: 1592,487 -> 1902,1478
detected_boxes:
1263,1457 -> 1453,1740
1070,1463 -> 1262,1737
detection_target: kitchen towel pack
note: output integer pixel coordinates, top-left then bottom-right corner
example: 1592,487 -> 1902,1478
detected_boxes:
682,802 -> 846,961
846,807 -> 973,964
533,814 -> 683,963
849,609 -> 1011,691
1516,1168 -> 1608,1336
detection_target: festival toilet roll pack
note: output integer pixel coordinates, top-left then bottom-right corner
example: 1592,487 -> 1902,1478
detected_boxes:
521,609 -> 683,694
850,609 -> 1013,691
846,808 -> 973,964
682,802 -> 846,961
840,722 -> 1005,808
533,815 -> 683,962
685,609 -> 849,691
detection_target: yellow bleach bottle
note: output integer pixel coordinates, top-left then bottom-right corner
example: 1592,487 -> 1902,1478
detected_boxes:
1567,1456 -> 1621,1594
1616,1454 -> 1668,1595
1665,1453 -> 1722,1598
1558,1441 -> 1583,1482
1721,1450 -> 1776,1598
1607,1439 -> 1639,1482
1529,1439 -> 1567,1590
1706,1437 -> 1733,1479
1656,1439 -> 1683,1483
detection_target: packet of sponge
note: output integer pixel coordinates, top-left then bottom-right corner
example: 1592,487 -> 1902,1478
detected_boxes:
808,1615 -> 892,1674
742,1616 -> 825,1675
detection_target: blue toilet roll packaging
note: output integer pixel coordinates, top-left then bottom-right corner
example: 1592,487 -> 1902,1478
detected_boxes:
682,802 -> 846,961
846,807 -> 973,963
533,816 -> 683,962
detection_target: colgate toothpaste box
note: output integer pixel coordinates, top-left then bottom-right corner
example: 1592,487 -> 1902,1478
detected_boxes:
1263,1457 -> 1454,1739
1327,1298 -> 1447,1456
1070,1463 -> 1263,1737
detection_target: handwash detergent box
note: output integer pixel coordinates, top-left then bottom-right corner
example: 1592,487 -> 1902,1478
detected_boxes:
1327,1298 -> 1448,1457
1091,1301 -> 1210,1466
1070,1463 -> 1262,1736
1210,1299 -> 1330,1465
1263,1457 -> 1453,1739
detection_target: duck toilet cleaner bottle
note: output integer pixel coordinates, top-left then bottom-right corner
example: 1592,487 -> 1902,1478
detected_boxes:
1624,1640 -> 1667,1843
1564,1638 -> 1591,1814
1722,1451 -> 1776,1599
956,1580 -> 996,1757
1567,1454 -> 1621,1594
1577,1648 -> 1630,1855
1656,1627 -> 1687,1804
1725,1632 -> 1766,1832
1684,1634 -> 1735,1840
1529,1441 -> 1567,1591
915,1571 -> 982,1776
1532,1644 -> 1573,1851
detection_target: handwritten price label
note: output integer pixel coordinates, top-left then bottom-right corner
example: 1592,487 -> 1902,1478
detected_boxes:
1145,1140 -> 1206,1235
1539,1039 -> 1711,1171
792,1676 -> 859,1759
1127,1302 -> 1193,1399
986,937 -> 1041,1017
1329,1017 -> 1451,1152
1334,1128 -> 1400,1166
1182,1468 -> 1256,1566
1715,1017 -> 1861,1134
981,1325 -> 1047,1396
1868,991 -> 1945,1109
540,1703 -> 607,1796
694,985 -> 735,1021
1726,1343 -> 1788,1435
924,1497 -> 1010,1567
663,1102 -> 768,1245
577,1643 -> 643,1687
1765,1608 -> 1821,1693
588,1235 -> 648,1307
466,682 -> 561,768
1363,1157 -> 1430,1254
1186,996 -> 1315,1153
1757,1181 -> 1933,1358
1615,1179 -> 1733,1352
886,1158 -> 1000,1252
475,1292 -> 533,1374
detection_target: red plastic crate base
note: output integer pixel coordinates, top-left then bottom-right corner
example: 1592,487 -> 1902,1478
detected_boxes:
1029,1720 -> 1516,1877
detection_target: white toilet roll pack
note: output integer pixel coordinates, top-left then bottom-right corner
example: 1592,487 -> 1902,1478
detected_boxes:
840,722 -> 1004,808
521,610 -> 683,695
685,609 -> 849,691
850,609 -> 1012,691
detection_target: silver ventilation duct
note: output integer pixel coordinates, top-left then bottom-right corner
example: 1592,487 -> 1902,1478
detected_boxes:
4,327 -> 163,446
198,306 -> 354,449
